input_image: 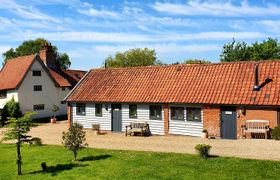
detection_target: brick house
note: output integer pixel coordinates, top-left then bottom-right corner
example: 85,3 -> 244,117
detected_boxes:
0,44 -> 86,118
65,61 -> 280,139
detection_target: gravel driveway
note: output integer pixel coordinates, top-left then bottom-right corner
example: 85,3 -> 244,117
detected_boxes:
1,120 -> 280,161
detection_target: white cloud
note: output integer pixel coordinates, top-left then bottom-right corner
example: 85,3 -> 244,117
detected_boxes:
78,8 -> 121,19
257,20 -> 280,33
0,45 -> 12,55
152,0 -> 280,17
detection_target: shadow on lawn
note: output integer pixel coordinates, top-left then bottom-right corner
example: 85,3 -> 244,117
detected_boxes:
78,154 -> 112,162
29,163 -> 88,176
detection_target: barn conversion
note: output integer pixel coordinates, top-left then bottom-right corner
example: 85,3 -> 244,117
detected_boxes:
65,61 -> 280,139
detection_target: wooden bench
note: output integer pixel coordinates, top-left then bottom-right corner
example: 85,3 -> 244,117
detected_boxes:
241,120 -> 270,139
125,122 -> 151,136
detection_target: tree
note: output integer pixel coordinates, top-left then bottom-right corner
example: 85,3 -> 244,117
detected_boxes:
105,48 -> 162,68
1,112 -> 36,175
62,123 -> 87,161
183,59 -> 211,64
2,38 -> 71,69
220,38 -> 280,62
1,98 -> 22,126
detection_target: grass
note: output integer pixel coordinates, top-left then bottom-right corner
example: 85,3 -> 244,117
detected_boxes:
0,143 -> 280,179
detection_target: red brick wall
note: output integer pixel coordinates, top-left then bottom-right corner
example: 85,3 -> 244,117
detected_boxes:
67,103 -> 71,128
203,105 -> 221,137
163,104 -> 169,135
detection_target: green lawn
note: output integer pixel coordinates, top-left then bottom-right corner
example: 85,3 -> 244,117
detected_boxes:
0,143 -> 279,179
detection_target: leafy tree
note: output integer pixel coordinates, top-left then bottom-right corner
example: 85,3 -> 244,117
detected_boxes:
183,59 -> 211,64
1,98 -> 22,126
220,38 -> 280,62
1,112 -> 36,175
62,123 -> 87,161
2,38 -> 71,69
105,48 -> 162,67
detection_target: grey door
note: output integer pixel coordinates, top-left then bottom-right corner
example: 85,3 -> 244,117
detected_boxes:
221,107 -> 237,139
111,104 -> 122,132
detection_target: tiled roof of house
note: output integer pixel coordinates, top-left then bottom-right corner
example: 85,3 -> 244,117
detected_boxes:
62,69 -> 87,82
65,60 -> 280,106
0,54 -> 86,90
0,55 -> 36,90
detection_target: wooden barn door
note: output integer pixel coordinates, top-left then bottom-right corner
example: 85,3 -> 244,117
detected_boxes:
220,107 -> 237,139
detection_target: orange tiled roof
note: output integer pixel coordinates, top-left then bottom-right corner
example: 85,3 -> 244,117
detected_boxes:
0,55 -> 36,90
62,69 -> 87,82
66,61 -> 280,106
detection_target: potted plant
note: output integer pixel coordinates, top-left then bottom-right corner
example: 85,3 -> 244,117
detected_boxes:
50,104 -> 59,124
201,129 -> 208,139
92,123 -> 100,135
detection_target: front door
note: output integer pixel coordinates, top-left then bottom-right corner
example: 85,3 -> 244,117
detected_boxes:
221,106 -> 237,139
111,104 -> 122,132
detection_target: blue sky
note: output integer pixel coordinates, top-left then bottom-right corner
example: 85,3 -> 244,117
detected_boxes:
0,0 -> 280,70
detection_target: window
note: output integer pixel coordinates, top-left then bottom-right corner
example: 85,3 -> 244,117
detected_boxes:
129,104 -> 137,118
61,101 -> 66,104
0,90 -> 7,99
62,87 -> 66,91
171,107 -> 184,120
76,103 -> 86,115
32,70 -> 41,76
33,104 -> 44,111
187,107 -> 201,122
95,104 -> 102,116
34,85 -> 42,91
149,105 -> 162,120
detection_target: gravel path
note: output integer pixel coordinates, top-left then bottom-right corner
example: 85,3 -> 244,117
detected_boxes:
1,121 -> 280,161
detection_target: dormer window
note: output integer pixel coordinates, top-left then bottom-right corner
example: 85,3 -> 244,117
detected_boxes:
32,70 -> 41,76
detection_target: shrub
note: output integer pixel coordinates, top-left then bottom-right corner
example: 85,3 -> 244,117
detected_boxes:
92,124 -> 100,131
195,144 -> 212,158
272,126 -> 280,140
1,98 -> 22,126
32,137 -> 42,146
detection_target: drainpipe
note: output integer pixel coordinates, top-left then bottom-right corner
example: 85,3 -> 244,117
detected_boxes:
253,63 -> 260,91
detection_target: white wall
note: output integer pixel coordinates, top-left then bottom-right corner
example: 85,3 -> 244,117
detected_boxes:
18,60 -> 70,118
0,90 -> 18,109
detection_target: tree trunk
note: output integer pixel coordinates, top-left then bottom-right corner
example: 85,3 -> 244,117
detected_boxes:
16,141 -> 22,175
74,147 -> 77,161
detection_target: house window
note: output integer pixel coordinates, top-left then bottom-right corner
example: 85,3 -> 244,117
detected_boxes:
32,70 -> 41,76
187,107 -> 201,122
33,104 -> 44,111
149,105 -> 162,120
0,90 -> 7,99
61,101 -> 66,104
171,107 -> 184,120
76,103 -> 86,115
62,87 -> 66,91
34,85 -> 42,91
129,104 -> 137,118
95,104 -> 102,117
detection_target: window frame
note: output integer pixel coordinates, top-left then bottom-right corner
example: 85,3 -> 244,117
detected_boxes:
33,85 -> 42,91
149,105 -> 162,120
33,104 -> 45,111
170,106 -> 185,121
186,107 -> 202,122
95,104 -> 102,117
0,90 -> 7,99
129,104 -> 137,119
32,70 -> 41,76
76,103 -> 86,115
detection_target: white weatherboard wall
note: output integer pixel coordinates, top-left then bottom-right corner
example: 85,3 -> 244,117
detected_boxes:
169,105 -> 203,137
72,103 -> 111,130
18,60 -> 70,118
122,104 -> 164,135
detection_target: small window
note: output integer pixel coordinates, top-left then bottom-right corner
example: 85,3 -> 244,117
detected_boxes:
33,104 -> 44,111
34,85 -> 42,91
32,70 -> 41,76
95,104 -> 102,117
171,107 -> 184,120
0,90 -> 7,99
129,104 -> 137,118
187,107 -> 201,122
149,105 -> 162,120
62,87 -> 66,91
76,103 -> 86,115
61,101 -> 66,104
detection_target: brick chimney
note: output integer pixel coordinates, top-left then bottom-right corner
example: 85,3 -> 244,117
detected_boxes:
39,42 -> 56,68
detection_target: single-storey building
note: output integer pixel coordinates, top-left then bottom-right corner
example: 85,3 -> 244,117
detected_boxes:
65,60 -> 280,139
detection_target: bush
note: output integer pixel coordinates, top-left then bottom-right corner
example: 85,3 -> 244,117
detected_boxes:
272,126 -> 280,140
1,98 -> 22,126
195,144 -> 212,158
32,137 -> 42,146
92,124 -> 100,131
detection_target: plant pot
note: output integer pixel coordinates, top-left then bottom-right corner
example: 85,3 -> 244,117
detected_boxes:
201,132 -> 208,139
51,118 -> 57,124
